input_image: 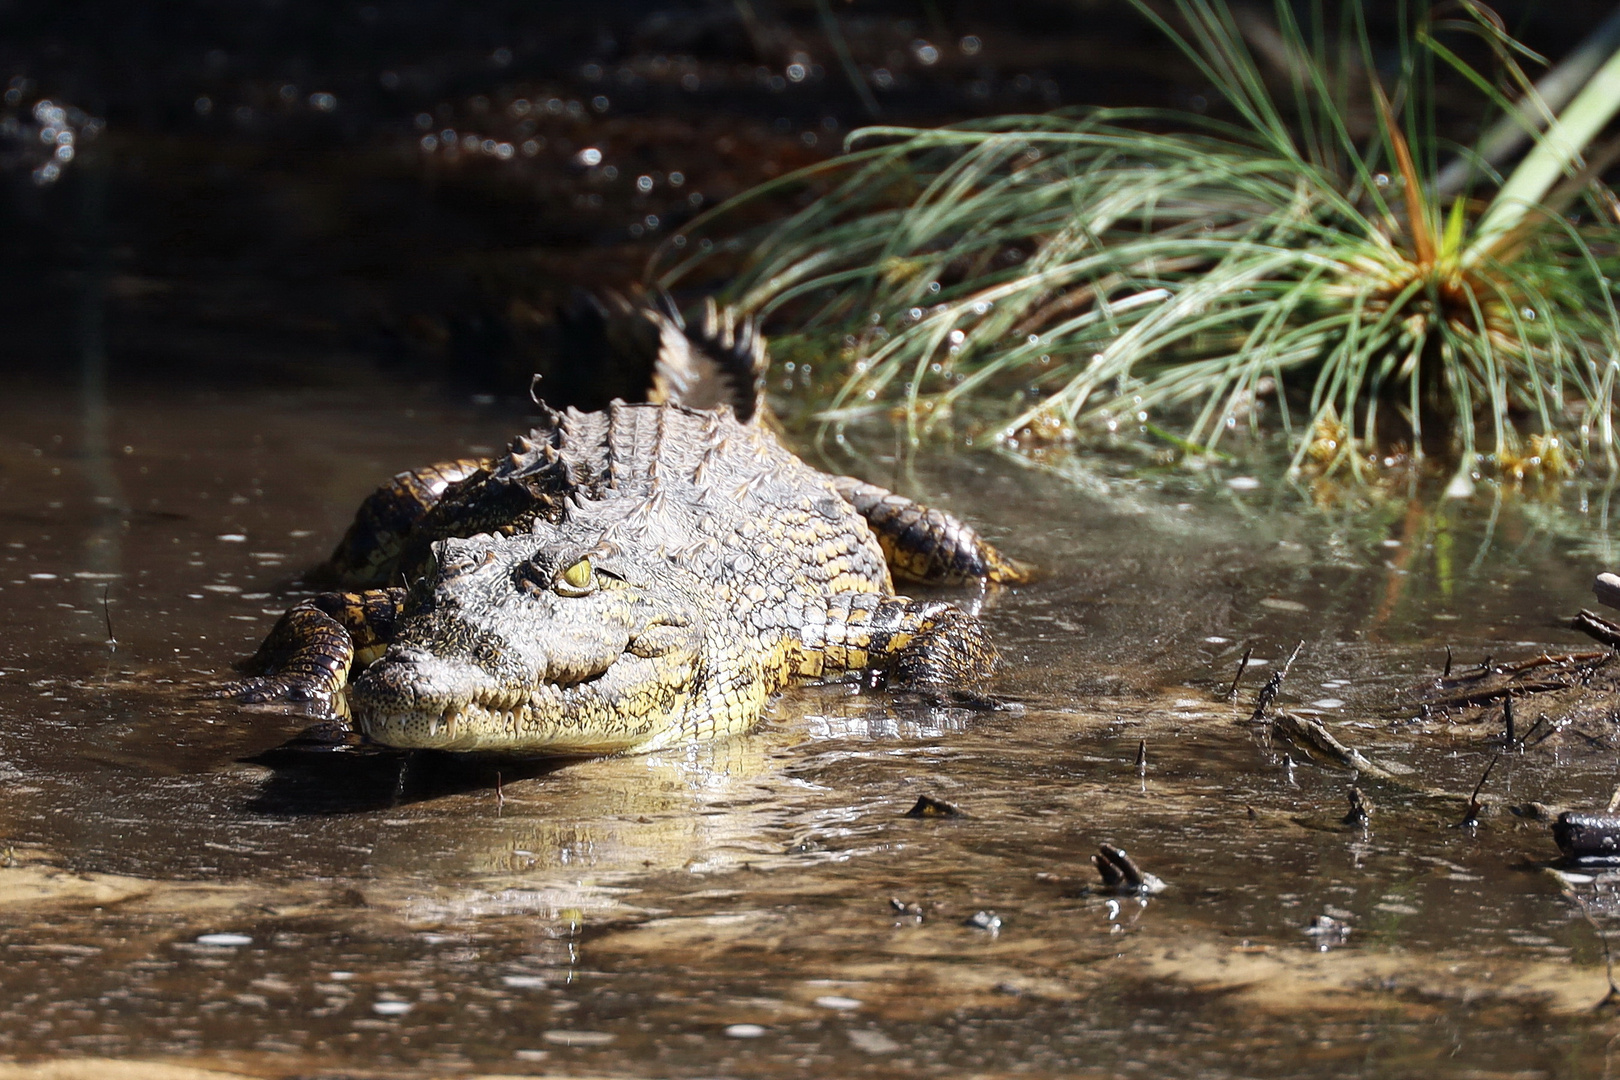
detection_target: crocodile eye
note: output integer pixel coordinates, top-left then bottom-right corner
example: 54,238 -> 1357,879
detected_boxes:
554,557 -> 596,596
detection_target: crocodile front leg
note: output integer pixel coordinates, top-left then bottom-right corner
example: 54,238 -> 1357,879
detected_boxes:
219,588 -> 406,710
829,476 -> 1032,585
793,592 -> 999,686
324,460 -> 485,587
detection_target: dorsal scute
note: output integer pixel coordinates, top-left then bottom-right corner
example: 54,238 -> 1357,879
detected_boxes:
649,296 -> 767,422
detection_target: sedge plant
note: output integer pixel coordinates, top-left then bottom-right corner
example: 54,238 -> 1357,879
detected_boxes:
652,1 -> 1620,480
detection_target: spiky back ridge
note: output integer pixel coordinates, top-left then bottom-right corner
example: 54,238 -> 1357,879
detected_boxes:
506,400 -> 891,599
647,297 -> 768,422
553,291 -> 768,421
402,400 -> 892,620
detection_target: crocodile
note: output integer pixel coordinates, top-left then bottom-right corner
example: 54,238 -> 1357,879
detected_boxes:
223,298 -> 1029,754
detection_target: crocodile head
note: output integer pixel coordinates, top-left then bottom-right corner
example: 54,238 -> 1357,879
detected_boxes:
349,530 -> 708,753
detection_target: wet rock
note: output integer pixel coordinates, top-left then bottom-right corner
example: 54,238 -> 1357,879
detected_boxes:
964,910 -> 1003,934
1303,914 -> 1353,950
1554,811 -> 1620,864
1594,572 -> 1620,611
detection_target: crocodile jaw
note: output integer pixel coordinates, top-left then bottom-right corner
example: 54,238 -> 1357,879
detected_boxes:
349,640 -> 699,754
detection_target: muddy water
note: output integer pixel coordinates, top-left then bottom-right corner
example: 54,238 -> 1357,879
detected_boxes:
2,373 -> 1620,1078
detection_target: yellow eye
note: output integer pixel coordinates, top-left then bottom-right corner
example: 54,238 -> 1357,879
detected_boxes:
559,558 -> 594,592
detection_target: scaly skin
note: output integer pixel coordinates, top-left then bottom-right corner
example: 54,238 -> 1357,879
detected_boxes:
344,402 -> 1000,752
224,314 -> 1027,754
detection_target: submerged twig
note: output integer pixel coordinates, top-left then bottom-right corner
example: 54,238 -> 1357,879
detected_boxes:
1458,753 -> 1500,828
1517,713 -> 1548,748
1573,609 -> 1620,649
1343,786 -> 1373,827
1248,642 -> 1303,722
1523,713 -> 1570,748
1227,645 -> 1255,700
1272,711 -> 1403,784
1249,672 -> 1285,722
1091,844 -> 1167,895
101,584 -> 116,652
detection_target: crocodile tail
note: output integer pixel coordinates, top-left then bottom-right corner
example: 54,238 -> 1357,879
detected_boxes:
550,290 -> 668,411
647,294 -> 768,423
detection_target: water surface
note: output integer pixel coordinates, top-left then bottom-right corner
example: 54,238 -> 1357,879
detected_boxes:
2,375 -> 1619,1078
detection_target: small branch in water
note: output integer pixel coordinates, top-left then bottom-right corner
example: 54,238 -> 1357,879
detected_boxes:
1283,641 -> 1304,676
1091,844 -> 1167,895
1524,713 -> 1570,748
101,584 -> 116,652
1248,642 -> 1303,723
1136,738 -> 1147,777
1504,696 -> 1516,749
1343,786 -> 1372,827
1443,645 -> 1453,679
1250,672 -> 1284,722
1517,713 -> 1548,747
1227,645 -> 1254,700
1272,711 -> 1401,783
1458,753 -> 1500,829
1573,609 -> 1620,649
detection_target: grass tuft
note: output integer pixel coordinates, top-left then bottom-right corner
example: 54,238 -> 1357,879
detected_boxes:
653,0 -> 1620,479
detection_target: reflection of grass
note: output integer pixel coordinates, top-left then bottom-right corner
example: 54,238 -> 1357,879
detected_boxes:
655,1 -> 1620,479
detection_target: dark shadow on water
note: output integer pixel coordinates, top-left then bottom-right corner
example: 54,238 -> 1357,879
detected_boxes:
244,727 -> 576,814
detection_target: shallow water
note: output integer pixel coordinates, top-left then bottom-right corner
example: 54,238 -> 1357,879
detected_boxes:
6,3 -> 1620,1074
4,373 -> 1620,1079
